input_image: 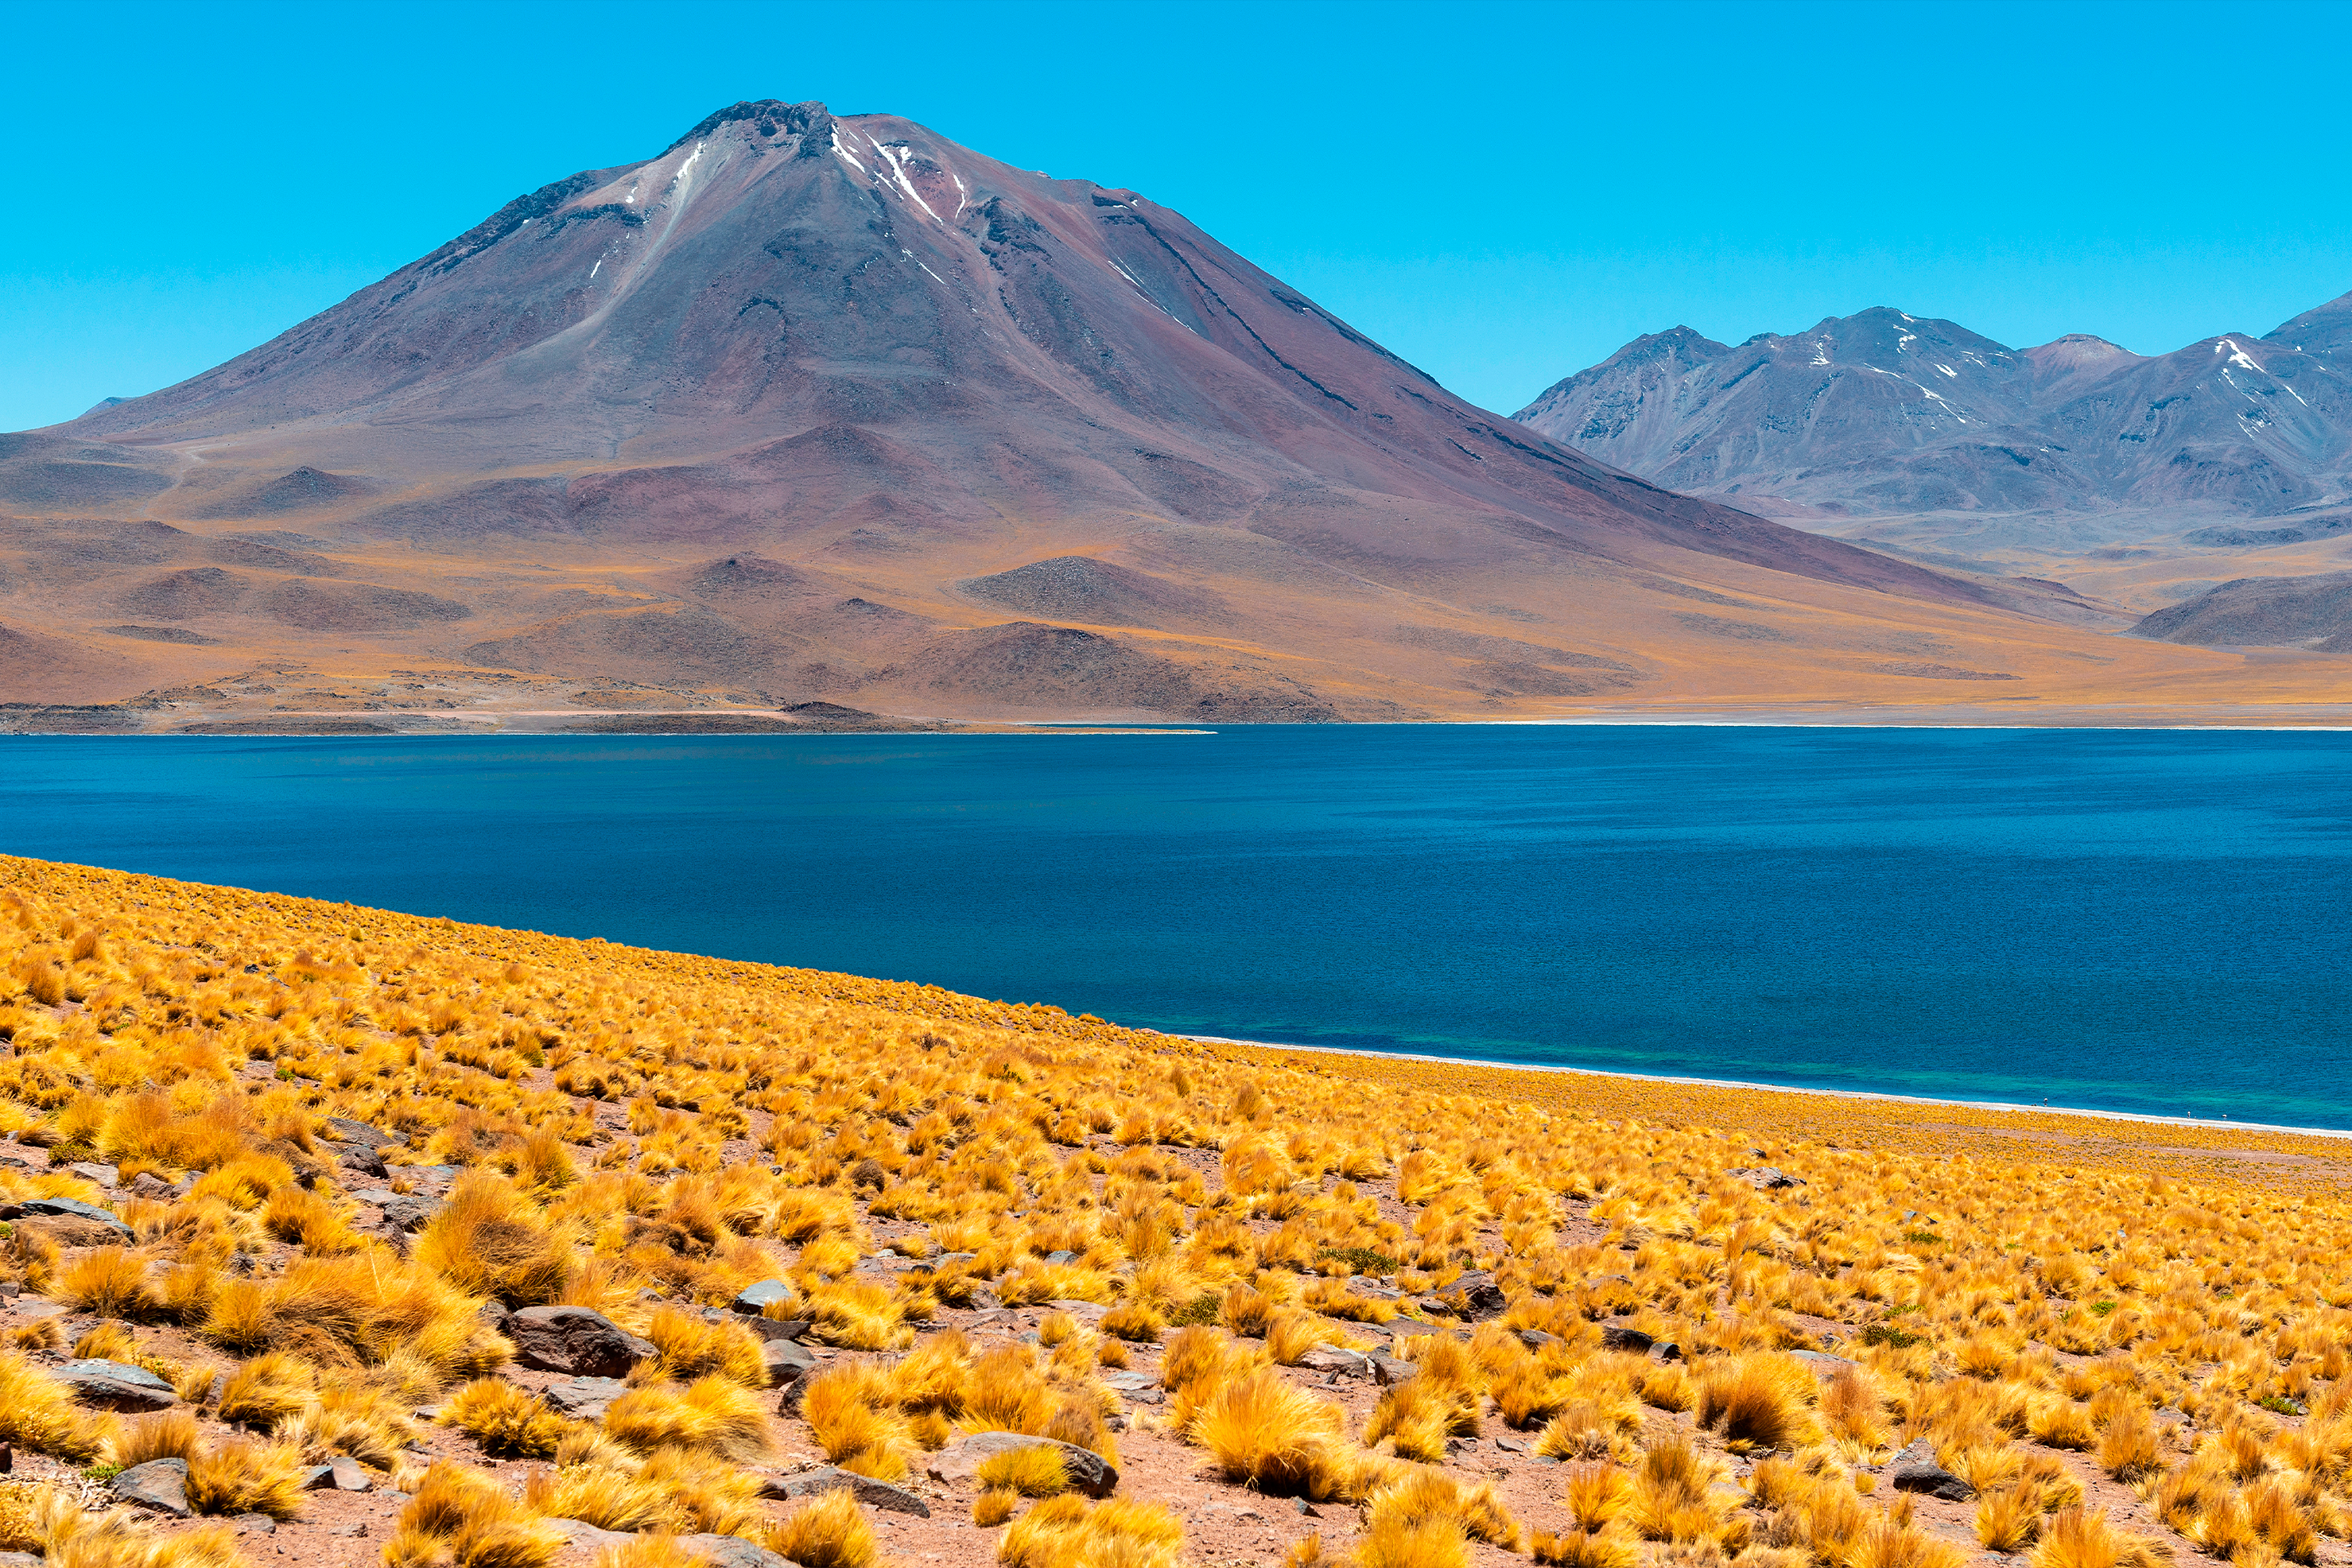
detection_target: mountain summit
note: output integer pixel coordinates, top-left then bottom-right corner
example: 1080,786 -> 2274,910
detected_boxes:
0,103 -> 2223,719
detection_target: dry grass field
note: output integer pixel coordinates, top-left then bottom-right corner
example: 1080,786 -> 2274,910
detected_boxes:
2,854 -> 2349,1568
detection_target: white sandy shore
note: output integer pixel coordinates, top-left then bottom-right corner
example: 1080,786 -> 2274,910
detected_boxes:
1179,1034 -> 2352,1143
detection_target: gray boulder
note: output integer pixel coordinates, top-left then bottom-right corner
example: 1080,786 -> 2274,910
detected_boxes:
299,1465 -> 336,1491
926,1432 -> 1116,1497
1368,1352 -> 1419,1387
57,1359 -> 176,1411
1600,1325 -> 1655,1353
1295,1348 -> 1372,1378
1444,1271 -> 1508,1321
763,1338 -> 817,1394
323,1117 -> 396,1149
66,1162 -> 120,1188
730,1279 -> 795,1315
1888,1439 -> 1974,1501
1725,1166 -> 1805,1190
542,1376 -> 629,1420
328,1455 -> 372,1492
760,1466 -> 930,1516
337,1146 -> 389,1179
508,1306 -> 656,1378
377,1194 -> 441,1233
740,1316 -> 809,1345
674,1535 -> 793,1568
113,1458 -> 192,1516
5,1197 -> 131,1236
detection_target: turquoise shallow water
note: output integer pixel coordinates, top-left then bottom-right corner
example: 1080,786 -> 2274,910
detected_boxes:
3,726 -> 2348,1127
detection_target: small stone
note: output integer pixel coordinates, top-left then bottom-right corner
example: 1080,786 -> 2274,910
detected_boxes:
233,1515 -> 276,1536
759,1466 -> 931,1517
1043,1250 -> 1077,1265
1649,1341 -> 1684,1363
1888,1439 -> 1975,1501
1517,1329 -> 1562,1350
337,1146 -> 389,1179
5,1197 -> 130,1237
1295,1348 -> 1372,1377
1789,1350 -> 1859,1370
1387,1318 -> 1448,1340
673,1534 -> 790,1568
322,1117 -> 395,1149
1294,1498 -> 1320,1517
1441,1271 -> 1507,1321
740,1316 -> 809,1345
113,1458 -> 192,1516
542,1376 -> 629,1420
327,1523 -> 370,1539
507,1306 -> 657,1378
129,1173 -> 175,1200
1368,1352 -> 1419,1387
546,1519 -> 632,1553
378,1195 -> 442,1233
56,1360 -> 177,1412
1725,1166 -> 1805,1190
300,1465 -> 336,1491
1098,1371 -> 1159,1391
1496,1435 -> 1528,1453
763,1338 -> 818,1393
731,1279 -> 797,1316
66,1162 -> 120,1188
1601,1325 -> 1655,1353
328,1454 -> 372,1492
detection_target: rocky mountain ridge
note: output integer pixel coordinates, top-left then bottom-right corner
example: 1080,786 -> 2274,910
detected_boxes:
1516,296 -> 2352,522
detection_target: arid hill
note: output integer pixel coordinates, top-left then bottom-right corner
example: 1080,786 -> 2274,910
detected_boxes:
2,104 -> 2344,724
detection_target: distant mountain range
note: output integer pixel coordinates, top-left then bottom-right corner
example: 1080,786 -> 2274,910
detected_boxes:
1516,295 -> 2352,522
5,98 -> 2185,724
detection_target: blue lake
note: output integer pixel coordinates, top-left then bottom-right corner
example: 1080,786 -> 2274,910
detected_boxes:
3,727 -> 2348,1127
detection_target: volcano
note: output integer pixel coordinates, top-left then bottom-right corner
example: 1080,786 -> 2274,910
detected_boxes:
0,102 -> 2256,723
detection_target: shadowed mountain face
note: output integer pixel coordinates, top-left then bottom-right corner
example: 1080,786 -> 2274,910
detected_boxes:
1518,299 -> 2352,520
0,102 -> 2240,719
2132,571 -> 2352,650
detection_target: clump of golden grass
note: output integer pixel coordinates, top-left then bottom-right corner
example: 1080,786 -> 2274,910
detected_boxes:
767,1489 -> 879,1568
443,1378 -> 573,1457
413,1172 -> 571,1306
0,1352 -> 111,1461
997,1495 -> 1185,1568
184,1436 -> 307,1519
386,1461 -> 562,1568
110,1409 -> 203,1468
604,1375 -> 772,1462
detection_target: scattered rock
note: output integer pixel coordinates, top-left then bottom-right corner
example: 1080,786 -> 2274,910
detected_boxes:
731,1279 -> 795,1316
740,1317 -> 809,1345
299,1465 -> 336,1491
1649,1341 -> 1685,1363
927,1432 -> 1116,1498
1789,1350 -> 1859,1370
0,1197 -> 131,1236
327,1523 -> 369,1539
1387,1319 -> 1449,1340
328,1454 -> 371,1491
377,1195 -> 442,1233
1725,1166 -> 1805,1190
1442,1271 -> 1508,1321
1517,1329 -> 1562,1350
507,1305 -> 657,1377
1345,1278 -> 1402,1300
1099,1371 -> 1160,1391
763,1338 -> 817,1393
232,1516 -> 275,1536
1043,1250 -> 1077,1265
337,1145 -> 390,1179
129,1172 -> 175,1200
0,1555 -> 38,1568
1495,1435 -> 1527,1454
542,1376 -> 628,1420
1046,1299 -> 1108,1322
1888,1438 -> 1974,1501
546,1519 -> 632,1554
759,1466 -> 931,1516
113,1457 -> 192,1516
323,1117 -> 395,1149
1600,1324 -> 1655,1353
65,1162 -> 120,1187
1368,1352 -> 1419,1387
674,1534 -> 790,1568
1296,1347 -> 1372,1377
56,1359 -> 177,1411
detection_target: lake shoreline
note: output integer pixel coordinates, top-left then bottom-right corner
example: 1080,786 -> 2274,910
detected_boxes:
1181,1033 -> 2352,1142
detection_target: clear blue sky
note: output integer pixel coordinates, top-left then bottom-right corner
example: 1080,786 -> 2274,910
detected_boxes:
6,0 -> 2347,433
